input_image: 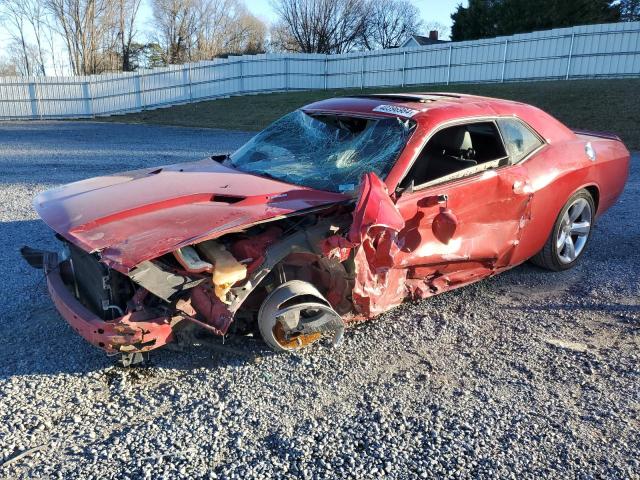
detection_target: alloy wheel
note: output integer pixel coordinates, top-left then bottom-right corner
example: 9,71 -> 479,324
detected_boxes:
556,197 -> 592,264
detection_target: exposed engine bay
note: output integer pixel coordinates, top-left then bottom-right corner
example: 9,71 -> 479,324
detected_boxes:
24,206 -> 356,364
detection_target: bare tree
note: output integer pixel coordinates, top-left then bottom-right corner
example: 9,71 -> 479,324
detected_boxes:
1,0 -> 35,75
5,39 -> 42,76
217,4 -> 266,55
0,55 -> 20,75
152,0 -> 199,63
0,0 -> 53,75
45,0 -> 119,75
271,0 -> 367,53
115,0 -> 142,71
43,19 -> 64,75
153,0 -> 266,63
361,0 -> 422,50
269,19 -> 300,52
193,0 -> 235,59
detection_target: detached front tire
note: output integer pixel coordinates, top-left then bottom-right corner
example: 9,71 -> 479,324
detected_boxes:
531,189 -> 595,271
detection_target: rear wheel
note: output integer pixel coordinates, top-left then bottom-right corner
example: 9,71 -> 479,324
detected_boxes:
531,189 -> 594,271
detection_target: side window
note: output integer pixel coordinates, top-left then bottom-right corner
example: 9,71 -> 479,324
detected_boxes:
497,118 -> 543,163
400,121 -> 508,188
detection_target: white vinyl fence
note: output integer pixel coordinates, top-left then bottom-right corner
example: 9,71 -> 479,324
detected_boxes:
1,21 -> 639,120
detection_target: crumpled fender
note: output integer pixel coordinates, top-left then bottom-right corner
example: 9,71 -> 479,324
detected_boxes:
348,173 -> 407,317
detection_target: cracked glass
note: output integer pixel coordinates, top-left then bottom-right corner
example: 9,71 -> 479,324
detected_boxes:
228,110 -> 415,193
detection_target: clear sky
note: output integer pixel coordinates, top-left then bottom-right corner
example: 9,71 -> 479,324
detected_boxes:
239,0 -> 465,36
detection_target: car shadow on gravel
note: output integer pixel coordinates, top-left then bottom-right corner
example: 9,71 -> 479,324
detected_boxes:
0,303 -> 279,380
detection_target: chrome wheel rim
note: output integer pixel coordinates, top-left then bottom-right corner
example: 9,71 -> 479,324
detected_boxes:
556,198 -> 592,264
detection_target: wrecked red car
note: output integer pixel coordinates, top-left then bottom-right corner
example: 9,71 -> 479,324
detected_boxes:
23,93 -> 630,364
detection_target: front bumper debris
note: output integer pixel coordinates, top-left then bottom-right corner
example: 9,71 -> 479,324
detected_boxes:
40,251 -> 174,354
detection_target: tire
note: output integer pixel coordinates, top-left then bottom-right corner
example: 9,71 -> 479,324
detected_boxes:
530,189 -> 595,271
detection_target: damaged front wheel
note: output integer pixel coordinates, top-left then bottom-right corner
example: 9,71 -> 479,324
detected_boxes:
258,280 -> 344,352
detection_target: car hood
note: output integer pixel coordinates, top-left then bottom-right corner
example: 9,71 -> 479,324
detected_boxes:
35,158 -> 348,272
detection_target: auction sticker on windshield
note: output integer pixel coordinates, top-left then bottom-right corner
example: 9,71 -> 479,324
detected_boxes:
372,104 -> 420,118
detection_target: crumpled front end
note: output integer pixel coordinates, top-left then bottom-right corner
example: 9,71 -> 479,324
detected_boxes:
23,205 -> 355,358
38,251 -> 174,354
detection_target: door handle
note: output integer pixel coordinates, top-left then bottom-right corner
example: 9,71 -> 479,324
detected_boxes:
437,194 -> 448,204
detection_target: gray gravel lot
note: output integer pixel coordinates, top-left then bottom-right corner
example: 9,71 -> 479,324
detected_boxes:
0,121 -> 638,479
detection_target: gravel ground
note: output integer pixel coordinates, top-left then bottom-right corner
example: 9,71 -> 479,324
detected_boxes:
0,121 -> 638,479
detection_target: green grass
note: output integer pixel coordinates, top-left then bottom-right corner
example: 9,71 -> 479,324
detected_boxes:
99,79 -> 640,150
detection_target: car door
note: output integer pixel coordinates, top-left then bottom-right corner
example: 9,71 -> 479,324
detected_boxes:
393,163 -> 533,295
351,118 -> 537,307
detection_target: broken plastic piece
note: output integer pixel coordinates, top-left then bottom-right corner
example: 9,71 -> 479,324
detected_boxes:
198,241 -> 247,302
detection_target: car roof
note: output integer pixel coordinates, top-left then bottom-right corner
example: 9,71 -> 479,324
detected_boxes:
302,92 -> 575,144
302,92 -> 522,120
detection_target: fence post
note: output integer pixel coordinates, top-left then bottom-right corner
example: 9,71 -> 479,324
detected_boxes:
501,39 -> 509,82
239,59 -> 244,93
566,33 -> 575,80
401,51 -> 407,87
447,44 -> 453,85
139,72 -> 147,111
360,54 -> 365,90
82,78 -> 93,118
285,56 -> 289,91
28,80 -> 39,119
183,63 -> 193,101
324,55 -> 328,90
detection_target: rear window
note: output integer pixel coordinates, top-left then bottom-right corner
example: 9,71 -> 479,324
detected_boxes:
498,118 -> 543,163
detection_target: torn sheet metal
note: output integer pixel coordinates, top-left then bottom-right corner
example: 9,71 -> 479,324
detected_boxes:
42,252 -> 174,354
349,173 -> 407,317
346,169 -> 535,317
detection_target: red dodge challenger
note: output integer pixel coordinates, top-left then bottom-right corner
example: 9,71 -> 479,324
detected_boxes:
22,93 -> 630,365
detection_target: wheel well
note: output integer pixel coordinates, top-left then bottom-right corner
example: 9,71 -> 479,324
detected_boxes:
584,185 -> 600,213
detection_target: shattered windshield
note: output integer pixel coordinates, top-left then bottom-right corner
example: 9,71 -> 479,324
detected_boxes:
227,110 -> 415,193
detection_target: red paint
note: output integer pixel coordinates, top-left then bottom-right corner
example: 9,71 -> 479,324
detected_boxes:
348,172 -> 405,243
31,93 -> 631,355
431,208 -> 457,244
230,226 -> 282,273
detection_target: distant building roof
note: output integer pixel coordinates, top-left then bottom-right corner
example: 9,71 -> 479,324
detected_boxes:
401,31 -> 448,48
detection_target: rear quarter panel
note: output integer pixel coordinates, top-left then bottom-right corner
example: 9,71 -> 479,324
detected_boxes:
510,136 -> 630,265
576,134 -> 631,213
